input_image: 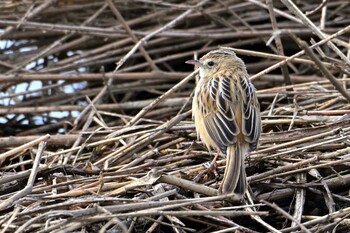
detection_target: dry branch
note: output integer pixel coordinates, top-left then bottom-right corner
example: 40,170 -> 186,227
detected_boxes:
1,1 -> 350,232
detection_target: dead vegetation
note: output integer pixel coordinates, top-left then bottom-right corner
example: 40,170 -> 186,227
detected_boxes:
0,0 -> 350,232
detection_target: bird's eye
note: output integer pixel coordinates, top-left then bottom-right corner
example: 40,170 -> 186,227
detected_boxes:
207,61 -> 215,67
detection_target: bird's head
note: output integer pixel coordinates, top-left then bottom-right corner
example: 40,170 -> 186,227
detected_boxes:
186,47 -> 245,79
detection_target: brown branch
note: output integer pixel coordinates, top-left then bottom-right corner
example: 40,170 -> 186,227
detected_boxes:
0,141 -> 47,211
289,32 -> 350,103
106,0 -> 158,71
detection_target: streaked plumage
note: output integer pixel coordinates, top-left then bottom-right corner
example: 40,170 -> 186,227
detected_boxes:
187,47 -> 261,198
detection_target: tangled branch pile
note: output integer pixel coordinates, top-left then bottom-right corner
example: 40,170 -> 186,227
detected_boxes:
0,0 -> 350,232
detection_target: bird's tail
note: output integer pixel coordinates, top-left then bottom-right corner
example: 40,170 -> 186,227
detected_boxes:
219,143 -> 248,197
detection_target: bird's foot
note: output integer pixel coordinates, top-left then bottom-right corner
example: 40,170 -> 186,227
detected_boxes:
193,151 -> 220,183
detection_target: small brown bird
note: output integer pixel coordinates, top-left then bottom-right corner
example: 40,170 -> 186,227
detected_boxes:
186,47 -> 261,198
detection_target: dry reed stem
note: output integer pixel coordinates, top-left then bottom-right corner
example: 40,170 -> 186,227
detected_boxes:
1,1 -> 350,232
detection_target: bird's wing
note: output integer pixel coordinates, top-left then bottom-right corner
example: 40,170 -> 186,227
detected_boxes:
240,77 -> 261,150
197,75 -> 239,153
197,74 -> 260,152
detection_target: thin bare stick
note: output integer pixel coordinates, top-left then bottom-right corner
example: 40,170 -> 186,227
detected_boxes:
289,32 -> 350,103
0,141 -> 47,210
261,200 -> 311,233
250,25 -> 350,80
126,70 -> 197,126
0,134 -> 50,161
114,0 -> 211,71
106,0 -> 158,70
281,0 -> 350,66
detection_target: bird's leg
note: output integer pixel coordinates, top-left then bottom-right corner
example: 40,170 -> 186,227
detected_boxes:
208,149 -> 220,171
193,149 -> 220,182
206,149 -> 220,176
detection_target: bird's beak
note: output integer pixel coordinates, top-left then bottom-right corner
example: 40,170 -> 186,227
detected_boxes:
186,59 -> 203,67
